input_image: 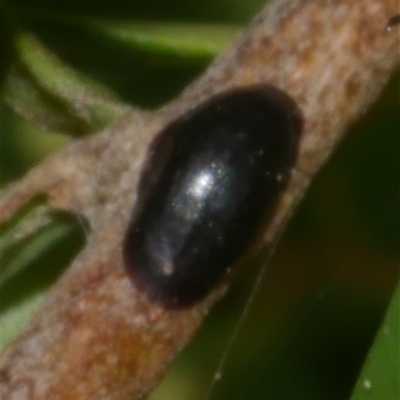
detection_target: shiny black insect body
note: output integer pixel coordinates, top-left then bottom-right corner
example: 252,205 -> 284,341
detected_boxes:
123,85 -> 303,307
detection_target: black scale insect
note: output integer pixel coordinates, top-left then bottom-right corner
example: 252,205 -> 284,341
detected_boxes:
123,85 -> 303,307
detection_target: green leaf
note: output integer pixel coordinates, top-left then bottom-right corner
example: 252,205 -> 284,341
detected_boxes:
2,32 -> 130,135
350,282 -> 400,400
79,19 -> 239,64
0,201 -> 83,351
18,10 -> 239,65
0,292 -> 45,350
2,7 -> 239,134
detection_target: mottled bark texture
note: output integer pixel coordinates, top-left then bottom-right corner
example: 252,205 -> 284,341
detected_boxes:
1,0 -> 399,399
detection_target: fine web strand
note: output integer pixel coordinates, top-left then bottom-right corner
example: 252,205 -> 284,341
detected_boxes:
201,237 -> 283,400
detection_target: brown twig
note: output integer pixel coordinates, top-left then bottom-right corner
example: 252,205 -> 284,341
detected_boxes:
1,0 -> 399,399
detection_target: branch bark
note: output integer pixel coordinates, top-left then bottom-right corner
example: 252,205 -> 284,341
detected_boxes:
1,0 -> 399,399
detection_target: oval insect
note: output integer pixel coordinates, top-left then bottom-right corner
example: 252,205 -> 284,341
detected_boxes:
123,85 -> 303,307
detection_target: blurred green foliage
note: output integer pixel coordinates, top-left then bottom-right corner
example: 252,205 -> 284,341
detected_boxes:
1,0 -> 399,399
352,283 -> 399,400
